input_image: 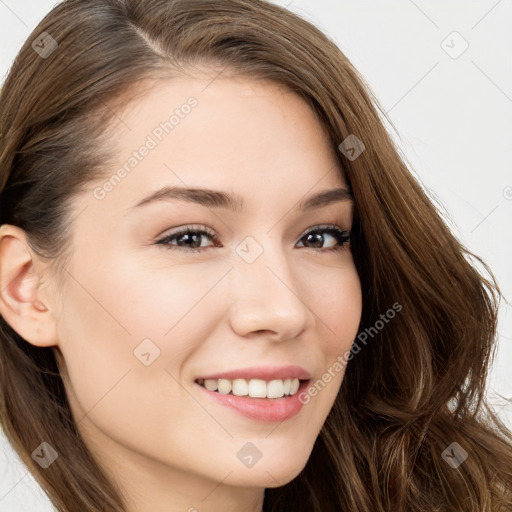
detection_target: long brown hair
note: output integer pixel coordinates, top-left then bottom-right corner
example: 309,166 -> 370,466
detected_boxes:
1,1 -> 511,510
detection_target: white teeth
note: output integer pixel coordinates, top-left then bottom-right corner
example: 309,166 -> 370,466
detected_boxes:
232,379 -> 249,396
248,379 -> 267,398
267,379 -> 284,399
204,379 -> 218,391
199,377 -> 302,398
217,379 -> 232,395
290,378 -> 300,395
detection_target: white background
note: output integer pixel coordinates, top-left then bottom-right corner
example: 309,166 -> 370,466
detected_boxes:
0,0 -> 511,509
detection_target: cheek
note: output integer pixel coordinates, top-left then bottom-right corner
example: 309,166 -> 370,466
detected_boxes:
61,255 -> 221,347
105,255 -> 234,339
314,260 -> 362,350
55,255 -> 233,399
301,263 -> 362,409
54,263 -> 214,456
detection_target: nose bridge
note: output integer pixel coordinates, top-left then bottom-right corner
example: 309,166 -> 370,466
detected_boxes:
226,234 -> 313,339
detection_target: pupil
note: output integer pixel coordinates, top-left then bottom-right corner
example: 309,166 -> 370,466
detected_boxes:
181,233 -> 201,248
307,233 -> 323,248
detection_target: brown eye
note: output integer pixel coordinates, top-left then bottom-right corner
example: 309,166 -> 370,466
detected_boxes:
297,225 -> 351,252
156,226 -> 218,253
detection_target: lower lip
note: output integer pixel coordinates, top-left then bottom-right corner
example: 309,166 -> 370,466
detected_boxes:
195,380 -> 310,422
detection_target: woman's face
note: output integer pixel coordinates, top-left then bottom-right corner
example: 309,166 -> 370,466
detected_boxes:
51,74 -> 362,507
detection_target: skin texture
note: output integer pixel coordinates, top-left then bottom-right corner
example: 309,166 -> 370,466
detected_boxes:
0,75 -> 362,512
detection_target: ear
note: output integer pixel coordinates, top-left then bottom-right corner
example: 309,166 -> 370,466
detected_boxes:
0,224 -> 58,347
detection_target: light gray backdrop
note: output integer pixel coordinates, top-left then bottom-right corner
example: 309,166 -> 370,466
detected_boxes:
0,0 -> 511,510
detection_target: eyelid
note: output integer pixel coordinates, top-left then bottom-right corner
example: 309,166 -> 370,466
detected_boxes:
155,224 -> 217,242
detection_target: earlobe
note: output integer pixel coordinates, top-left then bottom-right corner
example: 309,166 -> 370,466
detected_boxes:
0,224 -> 58,347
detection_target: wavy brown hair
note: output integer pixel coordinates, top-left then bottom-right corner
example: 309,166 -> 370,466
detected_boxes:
0,0 -> 511,510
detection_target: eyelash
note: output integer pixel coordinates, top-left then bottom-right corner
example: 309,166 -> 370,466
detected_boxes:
155,224 -> 351,254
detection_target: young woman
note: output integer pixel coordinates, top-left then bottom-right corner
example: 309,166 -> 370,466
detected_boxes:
0,1 -> 510,511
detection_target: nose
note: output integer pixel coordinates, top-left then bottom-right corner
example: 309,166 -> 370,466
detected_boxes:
227,246 -> 315,342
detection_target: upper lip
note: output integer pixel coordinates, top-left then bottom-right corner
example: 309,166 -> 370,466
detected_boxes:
196,365 -> 311,381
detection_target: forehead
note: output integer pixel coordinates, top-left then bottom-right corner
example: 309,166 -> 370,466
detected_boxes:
109,73 -> 338,166
77,74 -> 348,220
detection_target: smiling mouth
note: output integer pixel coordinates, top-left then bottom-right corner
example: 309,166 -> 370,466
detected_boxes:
195,377 -> 307,399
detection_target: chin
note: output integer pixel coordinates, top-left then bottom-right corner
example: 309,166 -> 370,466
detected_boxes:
229,452 -> 310,488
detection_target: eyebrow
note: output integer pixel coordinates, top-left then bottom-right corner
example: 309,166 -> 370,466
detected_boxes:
128,185 -> 354,214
